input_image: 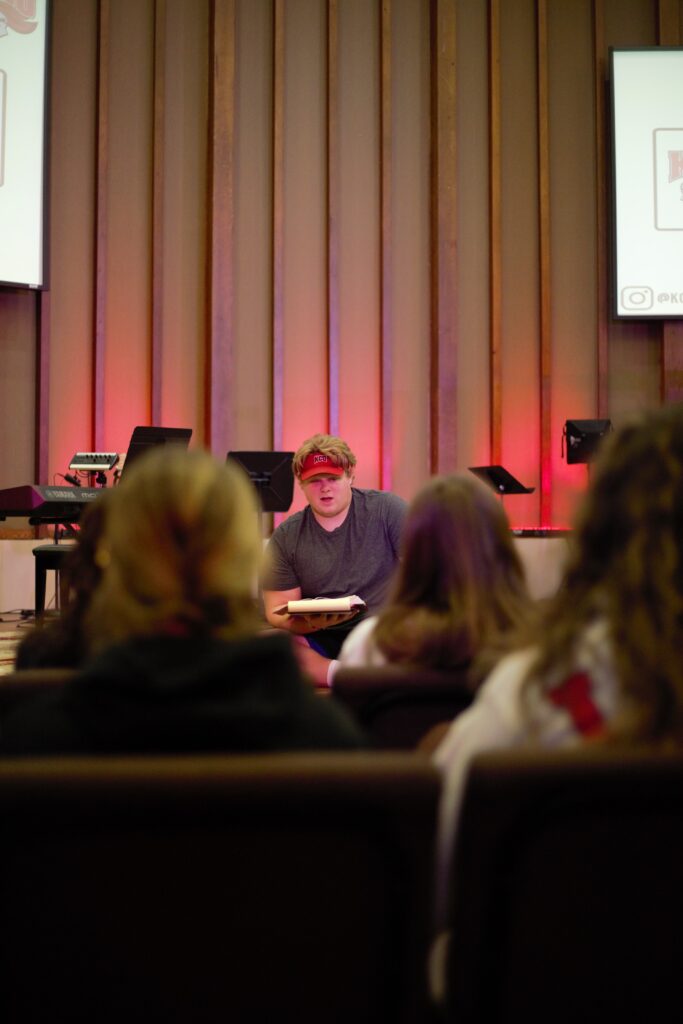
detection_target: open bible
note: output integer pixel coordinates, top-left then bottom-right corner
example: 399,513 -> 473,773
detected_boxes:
273,595 -> 367,616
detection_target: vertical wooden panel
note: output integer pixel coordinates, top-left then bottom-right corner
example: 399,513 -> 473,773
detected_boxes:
232,0 -> 271,450
94,0 -> 109,450
281,0 -> 328,450
36,291 -> 49,484
604,0 -> 660,421
151,0 -> 166,426
500,0 -> 540,526
658,0 -> 683,403
207,0 -> 235,455
430,0 -> 457,475
337,0 -> 380,486
657,0 -> 681,43
102,0 -> 154,452
380,0 -> 393,490
47,0 -> 97,478
392,0 -> 430,498
0,291 -> 36,496
159,0 -> 208,435
272,0 -> 285,450
455,0 -> 490,471
278,0 -> 329,511
537,0 -> 552,526
327,0 -> 340,436
548,0 -> 598,527
659,298 -> 683,413
489,0 -> 502,464
593,0 -> 609,417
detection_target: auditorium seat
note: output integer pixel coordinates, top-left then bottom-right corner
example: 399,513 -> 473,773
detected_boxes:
0,667 -> 74,717
0,751 -> 440,1024
332,664 -> 474,749
441,745 -> 683,1023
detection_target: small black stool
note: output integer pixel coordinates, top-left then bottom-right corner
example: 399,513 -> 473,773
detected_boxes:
32,544 -> 76,616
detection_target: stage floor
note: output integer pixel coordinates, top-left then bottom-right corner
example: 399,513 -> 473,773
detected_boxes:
0,613 -> 38,676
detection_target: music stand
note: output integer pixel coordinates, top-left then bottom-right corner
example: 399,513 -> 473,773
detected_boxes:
227,451 -> 294,535
563,419 -> 612,464
121,426 -> 192,476
468,465 -> 535,495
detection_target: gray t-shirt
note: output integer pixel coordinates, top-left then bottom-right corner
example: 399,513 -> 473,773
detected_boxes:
263,488 -> 407,613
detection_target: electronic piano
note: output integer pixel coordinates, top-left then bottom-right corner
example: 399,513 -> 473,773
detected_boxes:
0,484 -> 101,522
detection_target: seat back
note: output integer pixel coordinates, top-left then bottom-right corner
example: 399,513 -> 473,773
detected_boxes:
333,664 -> 473,748
444,746 -> 683,1023
0,667 -> 74,716
0,751 -> 439,1024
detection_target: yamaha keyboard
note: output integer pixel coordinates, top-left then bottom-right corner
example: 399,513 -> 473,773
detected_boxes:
0,484 -> 102,522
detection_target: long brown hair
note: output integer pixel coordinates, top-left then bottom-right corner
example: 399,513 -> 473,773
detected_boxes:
525,402 -> 683,742
85,447 -> 262,651
372,474 -> 533,674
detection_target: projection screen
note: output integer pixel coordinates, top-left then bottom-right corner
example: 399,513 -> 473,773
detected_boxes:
611,48 -> 683,319
0,0 -> 48,290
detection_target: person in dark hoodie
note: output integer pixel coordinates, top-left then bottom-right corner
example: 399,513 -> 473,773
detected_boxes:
1,446 -> 366,754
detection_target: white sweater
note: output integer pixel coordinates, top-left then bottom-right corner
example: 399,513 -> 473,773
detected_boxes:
432,620 -> 621,921
337,615 -> 386,667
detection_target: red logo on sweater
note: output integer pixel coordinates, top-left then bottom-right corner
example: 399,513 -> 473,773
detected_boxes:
548,672 -> 605,737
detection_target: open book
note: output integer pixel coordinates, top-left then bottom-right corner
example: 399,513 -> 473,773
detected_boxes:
274,595 -> 367,616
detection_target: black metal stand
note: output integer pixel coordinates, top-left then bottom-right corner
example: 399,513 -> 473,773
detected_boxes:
468,465 -> 535,496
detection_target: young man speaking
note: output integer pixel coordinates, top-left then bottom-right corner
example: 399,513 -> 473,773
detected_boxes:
262,434 -> 407,682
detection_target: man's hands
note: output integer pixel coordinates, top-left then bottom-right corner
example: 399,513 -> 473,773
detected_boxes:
263,587 -> 304,632
262,587 -> 361,634
283,608 -> 360,633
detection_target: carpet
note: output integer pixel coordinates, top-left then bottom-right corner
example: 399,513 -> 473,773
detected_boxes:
0,632 -> 21,675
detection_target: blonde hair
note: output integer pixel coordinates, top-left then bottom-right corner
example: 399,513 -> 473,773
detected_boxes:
292,434 -> 356,479
85,447 -> 261,651
373,474 -> 533,675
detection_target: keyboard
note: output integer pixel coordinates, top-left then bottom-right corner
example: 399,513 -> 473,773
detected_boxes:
68,452 -> 119,471
0,485 -> 101,521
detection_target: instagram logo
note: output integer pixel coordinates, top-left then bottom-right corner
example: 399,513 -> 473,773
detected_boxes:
621,286 -> 654,310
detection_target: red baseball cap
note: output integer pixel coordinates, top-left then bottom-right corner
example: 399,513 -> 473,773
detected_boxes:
299,452 -> 345,481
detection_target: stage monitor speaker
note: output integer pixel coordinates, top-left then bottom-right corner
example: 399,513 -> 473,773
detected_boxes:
226,451 -> 294,513
563,420 -> 612,464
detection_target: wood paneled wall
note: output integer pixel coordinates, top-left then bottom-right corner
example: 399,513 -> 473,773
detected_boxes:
1,0 -> 682,533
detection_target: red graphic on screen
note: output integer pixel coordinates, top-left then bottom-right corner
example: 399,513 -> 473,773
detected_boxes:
0,0 -> 38,36
668,151 -> 683,184
0,2 -> 40,188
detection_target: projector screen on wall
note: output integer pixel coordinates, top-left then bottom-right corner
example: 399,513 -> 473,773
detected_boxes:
611,48 -> 683,319
0,0 -> 48,290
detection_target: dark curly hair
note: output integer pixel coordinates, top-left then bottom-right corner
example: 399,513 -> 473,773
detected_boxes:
524,402 -> 683,742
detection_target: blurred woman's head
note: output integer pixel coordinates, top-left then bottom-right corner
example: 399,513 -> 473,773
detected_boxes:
564,402 -> 683,608
86,447 -> 261,650
530,402 -> 683,741
373,473 -> 531,672
62,492 -> 110,614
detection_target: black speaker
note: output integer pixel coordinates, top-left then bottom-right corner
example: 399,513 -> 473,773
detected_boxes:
563,419 -> 613,464
226,451 -> 294,513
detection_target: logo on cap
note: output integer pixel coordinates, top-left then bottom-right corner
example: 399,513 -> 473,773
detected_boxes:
300,451 -> 344,481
